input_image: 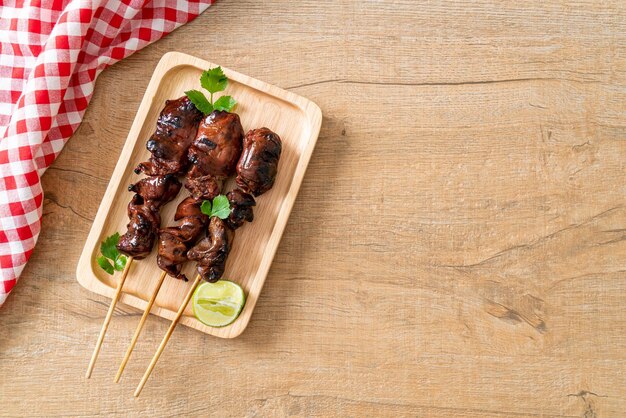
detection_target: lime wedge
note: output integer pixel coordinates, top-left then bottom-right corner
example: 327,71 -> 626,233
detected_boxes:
192,281 -> 245,327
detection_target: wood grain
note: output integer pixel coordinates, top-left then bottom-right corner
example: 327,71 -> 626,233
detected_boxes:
76,52 -> 322,338
1,0 -> 625,416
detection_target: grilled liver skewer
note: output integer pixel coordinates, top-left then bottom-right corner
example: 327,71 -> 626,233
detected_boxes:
115,196 -> 210,383
87,96 -> 201,379
187,127 -> 280,282
117,110 -> 244,380
136,127 -> 281,396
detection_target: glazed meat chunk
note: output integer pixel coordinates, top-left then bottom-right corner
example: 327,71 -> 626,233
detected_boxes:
225,189 -> 255,230
236,128 -> 282,196
117,195 -> 162,259
116,175 -> 181,259
135,96 -> 203,176
187,217 -> 234,282
156,197 -> 208,280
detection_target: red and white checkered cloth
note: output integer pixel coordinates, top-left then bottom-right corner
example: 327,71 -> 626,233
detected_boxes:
0,0 -> 213,307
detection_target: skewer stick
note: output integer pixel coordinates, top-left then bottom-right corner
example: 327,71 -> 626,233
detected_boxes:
86,256 -> 134,378
134,274 -> 202,397
115,270 -> 167,383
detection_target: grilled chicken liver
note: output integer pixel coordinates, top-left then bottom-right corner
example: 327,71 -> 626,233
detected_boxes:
236,128 -> 281,196
135,96 -> 203,176
156,197 -> 208,280
187,217 -> 234,282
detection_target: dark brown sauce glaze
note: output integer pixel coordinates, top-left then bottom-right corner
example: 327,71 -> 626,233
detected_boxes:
185,110 -> 243,199
156,197 -> 208,280
187,217 -> 234,282
236,128 -> 282,196
225,189 -> 255,230
135,96 -> 203,176
128,174 -> 181,202
116,175 -> 181,259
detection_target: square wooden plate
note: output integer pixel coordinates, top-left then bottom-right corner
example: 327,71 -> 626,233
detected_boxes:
76,52 -> 322,338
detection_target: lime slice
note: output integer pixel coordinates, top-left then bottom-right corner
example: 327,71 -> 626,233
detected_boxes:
192,280 -> 245,327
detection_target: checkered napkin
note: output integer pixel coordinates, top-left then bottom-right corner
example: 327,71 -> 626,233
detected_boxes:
0,0 -> 212,307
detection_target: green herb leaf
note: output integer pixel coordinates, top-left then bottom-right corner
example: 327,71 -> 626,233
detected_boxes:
97,256 -> 115,275
114,254 -> 127,271
201,200 -> 212,216
213,95 -> 237,112
185,89 -> 213,114
101,232 -> 120,261
210,195 -> 231,219
200,67 -> 228,94
97,233 -> 126,274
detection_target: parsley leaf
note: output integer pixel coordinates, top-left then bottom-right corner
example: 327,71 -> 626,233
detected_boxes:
97,232 -> 127,275
101,232 -> 120,260
114,254 -> 127,271
201,200 -> 212,216
200,67 -> 228,94
97,255 -> 114,275
186,67 -> 236,115
210,195 -> 231,219
213,95 -> 237,112
185,89 -> 213,114
200,195 -> 231,219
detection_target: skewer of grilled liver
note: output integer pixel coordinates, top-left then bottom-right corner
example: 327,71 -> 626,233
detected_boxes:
188,127 -> 280,283
136,127 -> 282,396
116,97 -> 203,259
88,97 -> 201,379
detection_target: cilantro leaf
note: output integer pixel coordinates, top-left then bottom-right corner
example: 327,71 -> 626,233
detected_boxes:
185,89 -> 213,114
201,200 -> 212,216
210,195 -> 231,219
213,95 -> 237,112
97,233 -> 126,275
200,195 -> 231,219
101,232 -> 120,261
97,256 -> 114,275
114,254 -> 127,271
200,67 -> 228,94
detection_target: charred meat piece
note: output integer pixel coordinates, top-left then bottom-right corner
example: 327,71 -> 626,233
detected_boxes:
187,217 -> 234,282
174,196 -> 206,221
225,189 -> 255,230
156,197 -> 209,280
116,176 -> 181,259
135,159 -> 181,177
236,128 -> 282,196
117,195 -> 161,259
135,96 -> 203,176
184,169 -> 222,201
128,174 -> 181,203
186,110 -> 244,179
156,231 -> 188,278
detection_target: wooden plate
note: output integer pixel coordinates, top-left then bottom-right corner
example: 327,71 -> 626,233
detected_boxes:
76,52 -> 322,338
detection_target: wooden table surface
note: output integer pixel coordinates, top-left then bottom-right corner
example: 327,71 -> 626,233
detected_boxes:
1,1 -> 625,416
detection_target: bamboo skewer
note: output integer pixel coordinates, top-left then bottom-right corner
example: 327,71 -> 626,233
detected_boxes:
134,274 -> 203,397
86,256 -> 134,378
115,270 -> 168,383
